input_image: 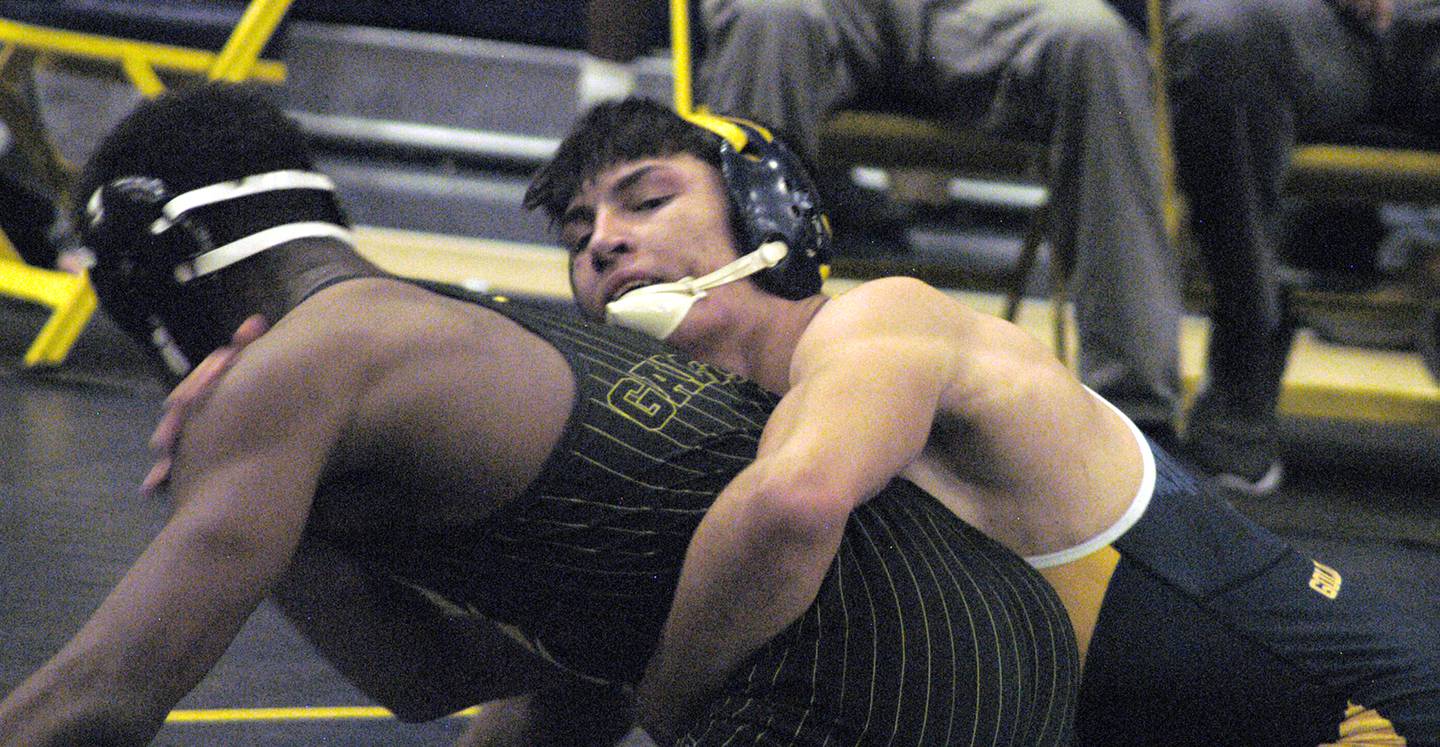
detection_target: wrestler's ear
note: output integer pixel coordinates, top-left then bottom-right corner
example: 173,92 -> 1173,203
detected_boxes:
85,176 -> 198,379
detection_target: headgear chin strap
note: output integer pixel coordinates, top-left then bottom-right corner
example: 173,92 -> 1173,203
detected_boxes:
605,240 -> 788,339
149,170 -> 355,282
171,221 -> 354,283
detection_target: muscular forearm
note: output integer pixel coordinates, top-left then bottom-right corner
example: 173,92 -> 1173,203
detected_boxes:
636,466 -> 846,741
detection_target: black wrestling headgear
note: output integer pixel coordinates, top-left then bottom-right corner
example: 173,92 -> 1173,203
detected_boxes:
683,112 -> 832,299
83,168 -> 351,377
73,82 -> 366,378
598,108 -> 837,339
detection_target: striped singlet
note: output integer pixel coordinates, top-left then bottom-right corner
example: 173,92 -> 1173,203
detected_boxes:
328,286 -> 1079,745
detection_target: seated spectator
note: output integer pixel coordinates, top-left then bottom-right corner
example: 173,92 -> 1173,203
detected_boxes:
693,0 -> 1185,450
1167,0 -> 1440,494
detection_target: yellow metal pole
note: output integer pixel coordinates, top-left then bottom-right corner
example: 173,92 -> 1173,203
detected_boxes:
0,19 -> 284,81
121,53 -> 167,97
1146,0 -> 1181,245
209,0 -> 294,82
669,0 -> 693,116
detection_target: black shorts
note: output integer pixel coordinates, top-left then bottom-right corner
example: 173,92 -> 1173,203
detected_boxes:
1079,447 -> 1440,745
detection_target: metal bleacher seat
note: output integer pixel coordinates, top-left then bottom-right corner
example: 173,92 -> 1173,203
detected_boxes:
0,0 -> 292,367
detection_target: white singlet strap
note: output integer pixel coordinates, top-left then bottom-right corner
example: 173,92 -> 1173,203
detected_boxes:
1024,388 -> 1157,569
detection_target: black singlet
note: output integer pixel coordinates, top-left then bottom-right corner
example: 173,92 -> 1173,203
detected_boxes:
325,285 -> 1079,745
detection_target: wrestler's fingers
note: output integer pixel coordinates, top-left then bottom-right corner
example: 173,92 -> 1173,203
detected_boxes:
151,315 -> 268,451
232,314 -> 270,346
140,458 -> 171,498
1374,0 -> 1393,32
151,347 -> 234,451
142,351 -> 234,494
1337,0 -> 1394,31
143,315 -> 271,493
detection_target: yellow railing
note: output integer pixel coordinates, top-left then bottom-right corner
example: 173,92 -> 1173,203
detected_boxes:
0,0 -> 294,368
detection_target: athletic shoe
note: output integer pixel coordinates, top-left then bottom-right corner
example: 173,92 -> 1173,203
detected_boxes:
1183,401 -> 1284,498
1210,459 -> 1285,498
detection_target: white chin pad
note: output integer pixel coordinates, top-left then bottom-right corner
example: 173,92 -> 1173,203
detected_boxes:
605,283 -> 704,339
603,241 -> 789,340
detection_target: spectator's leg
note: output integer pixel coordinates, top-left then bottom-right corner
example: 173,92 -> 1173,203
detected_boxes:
698,0 -> 914,254
923,0 -> 1182,438
1385,1 -> 1440,135
1388,1 -> 1440,382
1168,0 -> 1376,491
696,0 -> 863,158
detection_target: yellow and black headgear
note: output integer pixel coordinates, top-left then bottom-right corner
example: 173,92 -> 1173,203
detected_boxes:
683,111 -> 832,299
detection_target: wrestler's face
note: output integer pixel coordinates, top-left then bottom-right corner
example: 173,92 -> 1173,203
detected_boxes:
562,154 -> 746,326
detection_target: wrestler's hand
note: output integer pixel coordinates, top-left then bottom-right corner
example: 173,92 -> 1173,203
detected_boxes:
141,315 -> 269,496
452,695 -> 533,746
1330,0 -> 1393,33
453,683 -> 638,747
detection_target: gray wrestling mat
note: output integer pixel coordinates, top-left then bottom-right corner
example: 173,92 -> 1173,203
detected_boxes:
2,298 -> 1437,744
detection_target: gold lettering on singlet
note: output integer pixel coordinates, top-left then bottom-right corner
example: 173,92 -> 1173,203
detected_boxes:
607,354 -> 737,430
1309,560 -> 1342,600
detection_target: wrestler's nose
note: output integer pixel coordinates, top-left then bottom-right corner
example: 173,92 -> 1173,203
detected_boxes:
587,207 -> 633,269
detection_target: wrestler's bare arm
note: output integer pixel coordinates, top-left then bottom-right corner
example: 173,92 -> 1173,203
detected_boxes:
137,285 -> 604,732
0,317 -> 362,746
636,277 -> 959,736
875,279 -> 1144,555
636,277 -> 1143,734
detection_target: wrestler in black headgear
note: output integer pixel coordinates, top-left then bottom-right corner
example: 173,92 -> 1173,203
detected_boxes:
525,97 -> 831,301
75,83 -> 381,379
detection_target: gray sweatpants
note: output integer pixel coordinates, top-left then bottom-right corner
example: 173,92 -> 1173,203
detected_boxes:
698,0 -> 1182,429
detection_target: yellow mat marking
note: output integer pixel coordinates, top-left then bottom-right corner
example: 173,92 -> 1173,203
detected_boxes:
165,705 -> 480,723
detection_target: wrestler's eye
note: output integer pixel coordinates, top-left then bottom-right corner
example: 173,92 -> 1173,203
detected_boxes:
626,191 -> 672,213
568,233 -> 592,255
560,221 -> 592,254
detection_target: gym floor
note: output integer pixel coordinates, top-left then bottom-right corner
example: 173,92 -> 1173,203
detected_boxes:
2,281 -> 1437,744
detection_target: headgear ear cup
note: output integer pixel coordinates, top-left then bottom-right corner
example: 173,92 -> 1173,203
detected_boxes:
682,113 -> 832,299
84,176 -> 197,378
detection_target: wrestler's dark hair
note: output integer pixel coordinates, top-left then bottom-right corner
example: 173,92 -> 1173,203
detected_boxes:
524,96 -> 724,223
74,83 -> 321,204
76,82 -> 377,381
525,96 -> 831,300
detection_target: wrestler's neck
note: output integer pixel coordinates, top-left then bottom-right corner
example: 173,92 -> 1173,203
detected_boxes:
232,237 -> 386,326
671,291 -> 828,394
